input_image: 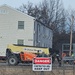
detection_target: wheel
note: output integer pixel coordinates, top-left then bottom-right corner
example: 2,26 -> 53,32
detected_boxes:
8,56 -> 19,66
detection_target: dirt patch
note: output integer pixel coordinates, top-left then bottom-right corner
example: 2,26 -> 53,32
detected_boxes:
0,66 -> 74,75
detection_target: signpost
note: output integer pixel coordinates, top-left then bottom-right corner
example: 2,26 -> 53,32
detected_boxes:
32,57 -> 52,75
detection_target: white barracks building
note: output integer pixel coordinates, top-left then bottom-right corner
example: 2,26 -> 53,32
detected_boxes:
0,5 -> 53,56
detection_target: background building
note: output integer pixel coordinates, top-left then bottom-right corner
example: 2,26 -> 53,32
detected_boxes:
62,43 -> 75,53
0,5 -> 53,56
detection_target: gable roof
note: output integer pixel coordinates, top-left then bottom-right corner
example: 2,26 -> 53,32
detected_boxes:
0,4 -> 52,31
0,4 -> 35,20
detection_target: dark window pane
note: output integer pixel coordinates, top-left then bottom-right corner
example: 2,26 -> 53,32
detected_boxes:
17,39 -> 24,45
18,21 -> 24,29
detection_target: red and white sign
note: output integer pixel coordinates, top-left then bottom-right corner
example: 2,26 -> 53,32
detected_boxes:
32,57 -> 52,71
34,58 -> 51,64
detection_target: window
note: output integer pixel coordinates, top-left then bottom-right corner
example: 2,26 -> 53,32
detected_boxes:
0,10 -> 8,14
18,21 -> 24,29
63,44 -> 73,50
17,39 -> 24,45
43,26 -> 46,34
38,24 -> 40,32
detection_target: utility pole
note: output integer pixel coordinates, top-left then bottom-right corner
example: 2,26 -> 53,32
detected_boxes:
69,15 -> 74,56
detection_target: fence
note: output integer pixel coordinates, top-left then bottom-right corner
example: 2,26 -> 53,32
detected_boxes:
0,62 -> 74,75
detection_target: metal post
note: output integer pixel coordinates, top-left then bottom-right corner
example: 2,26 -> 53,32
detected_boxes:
69,15 -> 74,56
40,71 -> 44,75
62,58 -> 65,75
73,45 -> 75,75
40,53 -> 45,75
62,48 -> 65,75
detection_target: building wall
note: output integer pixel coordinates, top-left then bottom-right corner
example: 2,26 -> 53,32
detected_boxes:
34,21 -> 53,48
0,5 -> 53,56
0,5 -> 35,56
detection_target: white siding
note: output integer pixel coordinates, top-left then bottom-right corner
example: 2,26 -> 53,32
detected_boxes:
0,5 -> 53,56
0,5 -> 34,56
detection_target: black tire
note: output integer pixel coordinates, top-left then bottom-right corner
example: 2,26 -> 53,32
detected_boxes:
8,56 -> 19,66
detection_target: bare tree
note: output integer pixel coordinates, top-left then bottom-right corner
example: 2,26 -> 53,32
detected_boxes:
17,0 -> 66,32
17,2 -> 34,16
49,0 -> 66,32
17,0 -> 69,52
38,0 -> 50,24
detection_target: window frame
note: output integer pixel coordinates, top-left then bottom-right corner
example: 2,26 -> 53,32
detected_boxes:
18,21 -> 24,29
17,39 -> 24,45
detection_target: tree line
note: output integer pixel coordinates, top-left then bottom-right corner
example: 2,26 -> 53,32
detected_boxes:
17,0 -> 75,52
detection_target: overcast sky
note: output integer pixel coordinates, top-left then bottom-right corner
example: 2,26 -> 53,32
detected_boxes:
63,0 -> 75,10
0,0 -> 43,8
0,0 -> 75,10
